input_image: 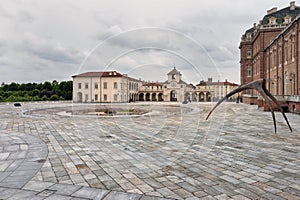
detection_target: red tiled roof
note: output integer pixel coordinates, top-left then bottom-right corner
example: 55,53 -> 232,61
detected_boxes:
72,71 -> 123,78
196,81 -> 239,86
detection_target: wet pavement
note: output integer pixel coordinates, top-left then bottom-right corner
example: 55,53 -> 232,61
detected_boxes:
0,101 -> 299,199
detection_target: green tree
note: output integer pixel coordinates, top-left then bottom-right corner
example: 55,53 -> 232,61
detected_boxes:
41,95 -> 49,101
50,94 -> 59,101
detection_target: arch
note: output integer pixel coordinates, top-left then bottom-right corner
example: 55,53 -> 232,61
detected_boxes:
145,93 -> 151,101
139,93 -> 144,101
199,92 -> 204,102
206,92 -> 211,102
158,93 -> 163,101
192,92 -> 197,102
77,92 -> 83,103
170,90 -> 177,101
151,93 -> 157,101
184,92 -> 191,102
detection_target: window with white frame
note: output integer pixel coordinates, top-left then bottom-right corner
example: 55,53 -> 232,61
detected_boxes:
247,66 -> 251,77
246,50 -> 252,58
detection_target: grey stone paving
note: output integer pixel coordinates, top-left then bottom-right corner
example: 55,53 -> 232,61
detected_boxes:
0,102 -> 299,199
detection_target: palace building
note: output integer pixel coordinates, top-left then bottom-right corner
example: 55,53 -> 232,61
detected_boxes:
72,67 -> 239,103
72,71 -> 142,103
240,1 -> 300,112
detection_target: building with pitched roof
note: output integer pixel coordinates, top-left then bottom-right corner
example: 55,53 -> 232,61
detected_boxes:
240,1 -> 300,112
72,71 -> 142,103
196,78 -> 239,102
72,68 -> 239,103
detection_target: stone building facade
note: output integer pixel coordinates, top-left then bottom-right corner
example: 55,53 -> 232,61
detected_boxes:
73,68 -> 239,103
72,71 -> 142,103
240,1 -> 300,112
196,78 -> 239,102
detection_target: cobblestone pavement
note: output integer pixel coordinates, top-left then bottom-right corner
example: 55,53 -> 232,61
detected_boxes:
0,101 -> 299,199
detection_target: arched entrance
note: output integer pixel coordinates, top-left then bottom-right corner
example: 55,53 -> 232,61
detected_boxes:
158,93 -> 163,101
192,92 -> 197,102
77,92 -> 83,103
199,92 -> 204,102
184,92 -> 191,102
139,93 -> 144,101
151,93 -> 157,101
206,92 -> 211,102
170,90 -> 177,101
145,93 -> 151,101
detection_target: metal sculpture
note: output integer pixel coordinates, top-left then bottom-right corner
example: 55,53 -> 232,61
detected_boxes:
206,79 -> 292,133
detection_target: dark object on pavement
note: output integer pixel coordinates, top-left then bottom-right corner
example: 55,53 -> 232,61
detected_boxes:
206,79 -> 292,133
14,103 -> 22,107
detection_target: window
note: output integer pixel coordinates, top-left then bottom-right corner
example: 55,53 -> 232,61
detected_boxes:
103,82 -> 107,89
95,83 -> 98,89
291,37 -> 295,60
285,71 -> 289,95
114,82 -> 117,89
95,94 -> 98,101
85,83 -> 88,89
114,94 -> 117,101
269,17 -> 276,25
247,66 -> 251,77
172,74 -> 176,80
104,94 -> 107,101
78,83 -> 82,89
284,16 -> 292,24
246,50 -> 252,58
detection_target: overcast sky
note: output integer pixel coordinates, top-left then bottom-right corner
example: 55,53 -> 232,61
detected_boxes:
0,0 -> 295,84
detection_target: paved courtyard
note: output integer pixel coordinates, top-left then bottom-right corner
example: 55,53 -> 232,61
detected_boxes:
0,101 -> 299,199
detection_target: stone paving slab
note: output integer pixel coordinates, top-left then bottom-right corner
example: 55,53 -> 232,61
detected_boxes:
0,102 -> 300,199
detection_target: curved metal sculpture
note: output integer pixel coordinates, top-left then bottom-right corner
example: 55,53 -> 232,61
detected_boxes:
206,79 -> 292,133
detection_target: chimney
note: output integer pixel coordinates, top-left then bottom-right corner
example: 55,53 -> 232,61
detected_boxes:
267,7 -> 278,14
208,78 -> 212,83
290,1 -> 296,10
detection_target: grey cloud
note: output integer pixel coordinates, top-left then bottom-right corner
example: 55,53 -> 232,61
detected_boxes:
21,32 -> 84,64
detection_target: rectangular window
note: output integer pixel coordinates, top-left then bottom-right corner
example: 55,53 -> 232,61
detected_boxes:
103,94 -> 107,101
114,82 -> 117,89
85,83 -> 88,89
103,82 -> 107,89
246,50 -> 251,58
114,94 -> 117,101
247,66 -> 251,77
78,83 -> 82,89
95,94 -> 98,101
95,83 -> 98,89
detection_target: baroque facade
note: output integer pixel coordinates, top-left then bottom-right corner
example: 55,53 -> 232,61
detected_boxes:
240,1 -> 300,112
72,68 -> 239,103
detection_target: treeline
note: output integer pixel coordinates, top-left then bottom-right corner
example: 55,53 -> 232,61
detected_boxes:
0,80 -> 73,102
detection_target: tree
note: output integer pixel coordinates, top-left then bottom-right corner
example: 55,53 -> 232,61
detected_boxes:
50,94 -> 59,101
41,95 -> 49,101
43,81 -> 52,91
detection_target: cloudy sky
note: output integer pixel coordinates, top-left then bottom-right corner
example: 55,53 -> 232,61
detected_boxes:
0,0 -> 294,84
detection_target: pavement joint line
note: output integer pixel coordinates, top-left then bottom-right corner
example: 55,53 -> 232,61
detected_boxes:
0,102 -> 299,199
